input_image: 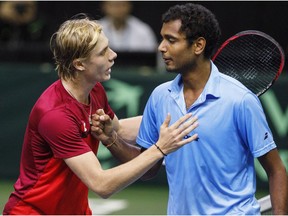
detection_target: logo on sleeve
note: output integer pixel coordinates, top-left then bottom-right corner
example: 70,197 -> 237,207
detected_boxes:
264,132 -> 268,140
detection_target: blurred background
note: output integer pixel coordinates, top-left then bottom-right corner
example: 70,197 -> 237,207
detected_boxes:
1,1 -> 288,214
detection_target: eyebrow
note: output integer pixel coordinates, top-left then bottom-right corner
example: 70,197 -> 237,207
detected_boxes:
162,34 -> 178,41
98,45 -> 108,55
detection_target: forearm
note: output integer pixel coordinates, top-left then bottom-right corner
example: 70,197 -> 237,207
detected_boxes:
104,130 -> 142,163
269,167 -> 288,215
117,116 -> 142,144
95,145 -> 164,198
101,116 -> 143,163
65,146 -> 163,199
103,131 -> 163,180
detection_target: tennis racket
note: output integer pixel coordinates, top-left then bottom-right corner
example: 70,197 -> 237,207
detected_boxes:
212,30 -> 285,96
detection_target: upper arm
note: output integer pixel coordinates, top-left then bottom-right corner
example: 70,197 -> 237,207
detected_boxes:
258,149 -> 288,214
64,151 -> 103,191
39,109 -> 91,158
237,93 -> 275,157
258,148 -> 286,176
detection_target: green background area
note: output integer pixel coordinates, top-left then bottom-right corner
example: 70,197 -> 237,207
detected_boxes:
1,63 -> 287,181
0,63 -> 285,214
0,179 -> 269,215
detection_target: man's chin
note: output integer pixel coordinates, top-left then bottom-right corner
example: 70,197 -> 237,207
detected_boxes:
166,67 -> 177,73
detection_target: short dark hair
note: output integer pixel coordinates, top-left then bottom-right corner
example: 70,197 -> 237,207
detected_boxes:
162,3 -> 221,59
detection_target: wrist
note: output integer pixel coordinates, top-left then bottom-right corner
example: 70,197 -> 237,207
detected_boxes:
103,131 -> 117,148
154,143 -> 167,157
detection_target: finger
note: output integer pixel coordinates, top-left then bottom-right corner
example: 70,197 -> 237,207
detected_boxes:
171,113 -> 193,129
162,113 -> 171,128
93,111 -> 109,123
91,120 -> 104,129
178,121 -> 199,138
91,113 -> 101,121
95,109 -> 105,115
90,126 -> 103,134
178,116 -> 198,132
99,114 -> 111,122
91,114 -> 103,126
178,133 -> 199,146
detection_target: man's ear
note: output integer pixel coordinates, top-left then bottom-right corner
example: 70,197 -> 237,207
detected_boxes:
193,37 -> 206,56
73,59 -> 85,71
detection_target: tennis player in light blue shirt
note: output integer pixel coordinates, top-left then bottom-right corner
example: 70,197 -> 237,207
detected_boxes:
137,61 -> 276,215
135,3 -> 288,215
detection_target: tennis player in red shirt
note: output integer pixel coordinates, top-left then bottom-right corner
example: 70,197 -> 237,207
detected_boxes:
3,14 -> 199,215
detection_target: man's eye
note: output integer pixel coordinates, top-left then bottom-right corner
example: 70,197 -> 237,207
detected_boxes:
168,39 -> 176,43
100,48 -> 108,56
166,37 -> 176,43
100,50 -> 106,55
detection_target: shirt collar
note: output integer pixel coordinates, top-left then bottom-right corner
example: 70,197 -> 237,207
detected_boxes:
169,61 -> 221,100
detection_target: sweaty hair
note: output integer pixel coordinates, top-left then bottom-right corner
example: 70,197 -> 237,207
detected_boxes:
162,3 -> 221,59
50,14 -> 102,80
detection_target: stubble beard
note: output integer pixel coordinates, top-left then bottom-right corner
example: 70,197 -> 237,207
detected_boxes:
165,61 -> 195,74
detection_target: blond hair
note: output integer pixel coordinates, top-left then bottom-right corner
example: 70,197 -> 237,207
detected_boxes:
50,14 -> 102,80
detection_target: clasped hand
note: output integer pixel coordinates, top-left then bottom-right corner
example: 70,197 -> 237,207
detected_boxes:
90,109 -> 115,145
90,109 -> 199,156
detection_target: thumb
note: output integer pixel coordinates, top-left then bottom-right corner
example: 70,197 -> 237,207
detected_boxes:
96,109 -> 105,115
95,109 -> 109,121
96,109 -> 105,120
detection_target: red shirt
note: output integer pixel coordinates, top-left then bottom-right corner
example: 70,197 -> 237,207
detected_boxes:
3,80 -> 114,215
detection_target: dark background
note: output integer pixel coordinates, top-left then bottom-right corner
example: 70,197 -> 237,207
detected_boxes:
1,1 -> 288,64
41,1 -> 288,48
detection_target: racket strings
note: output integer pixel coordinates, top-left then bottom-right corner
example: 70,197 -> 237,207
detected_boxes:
213,33 -> 284,96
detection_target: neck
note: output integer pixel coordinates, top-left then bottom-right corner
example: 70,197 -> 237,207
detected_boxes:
182,59 -> 211,91
62,79 -> 90,105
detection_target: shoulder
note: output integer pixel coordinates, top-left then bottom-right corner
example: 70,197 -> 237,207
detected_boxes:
145,80 -> 173,108
211,62 -> 249,96
91,82 -> 108,100
218,72 -> 254,99
98,17 -> 108,26
219,74 -> 260,110
128,16 -> 148,25
128,16 -> 154,32
31,80 -> 67,119
152,80 -> 173,95
30,80 -> 85,129
210,63 -> 259,106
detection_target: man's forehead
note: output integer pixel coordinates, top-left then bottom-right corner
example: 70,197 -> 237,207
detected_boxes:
94,32 -> 108,52
162,20 -> 182,31
161,20 -> 184,37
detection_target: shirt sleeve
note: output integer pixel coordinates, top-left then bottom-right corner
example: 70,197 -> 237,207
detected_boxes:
136,92 -> 159,149
38,109 -> 92,159
237,92 -> 276,158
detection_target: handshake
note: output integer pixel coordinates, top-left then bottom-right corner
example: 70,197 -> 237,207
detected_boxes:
90,109 -> 199,157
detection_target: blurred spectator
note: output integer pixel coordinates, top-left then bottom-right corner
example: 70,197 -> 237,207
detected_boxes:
0,1 -> 51,62
98,1 -> 158,52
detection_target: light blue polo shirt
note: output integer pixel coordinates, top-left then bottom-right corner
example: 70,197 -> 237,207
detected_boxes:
136,62 -> 276,215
